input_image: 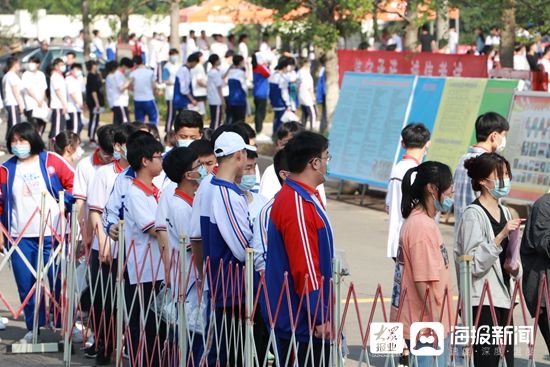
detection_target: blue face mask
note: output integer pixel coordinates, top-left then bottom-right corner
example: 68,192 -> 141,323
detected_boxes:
238,174 -> 256,192
113,151 -> 122,161
434,194 -> 454,213
178,139 -> 193,148
196,164 -> 208,183
12,143 -> 31,159
490,178 -> 511,199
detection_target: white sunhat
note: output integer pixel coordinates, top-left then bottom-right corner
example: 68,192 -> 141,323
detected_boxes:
214,132 -> 256,158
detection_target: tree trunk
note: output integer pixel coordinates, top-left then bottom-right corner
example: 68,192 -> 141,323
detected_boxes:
436,0 -> 449,43
500,0 -> 515,68
170,0 -> 180,50
325,45 -> 339,130
404,16 -> 418,51
120,11 -> 130,43
82,0 -> 92,59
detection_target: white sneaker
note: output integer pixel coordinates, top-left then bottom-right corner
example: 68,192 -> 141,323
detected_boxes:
20,330 -> 39,344
0,317 -> 8,330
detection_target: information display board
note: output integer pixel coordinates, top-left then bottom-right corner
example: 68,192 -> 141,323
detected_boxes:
504,92 -> 550,202
328,73 -> 415,187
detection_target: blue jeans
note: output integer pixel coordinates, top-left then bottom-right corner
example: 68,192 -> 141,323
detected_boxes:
134,100 -> 159,123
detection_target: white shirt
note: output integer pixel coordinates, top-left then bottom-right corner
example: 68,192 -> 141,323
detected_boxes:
259,164 -> 327,206
106,70 -> 129,107
88,161 -> 124,255
124,181 -> 165,285
11,159 -> 61,237
210,41 -> 228,60
191,63 -> 207,98
66,74 -> 83,112
514,55 -> 530,71
485,35 -> 500,46
207,67 -> 225,106
220,63 -> 230,97
175,65 -> 192,96
130,67 -> 155,101
49,71 -> 67,109
250,197 -> 274,271
189,174 -> 214,241
247,192 -> 269,220
187,38 -> 198,55
297,68 -> 314,106
385,158 -> 418,258
163,62 -> 180,101
238,42 -> 249,59
448,31 -> 458,54
2,71 -> 22,106
74,153 -> 103,200
104,167 -> 134,230
540,58 -> 550,73
21,70 -> 47,110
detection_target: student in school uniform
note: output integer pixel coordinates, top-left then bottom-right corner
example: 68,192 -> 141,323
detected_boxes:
124,133 -> 166,366
73,125 -> 115,244
189,139 -> 217,174
297,58 -> 318,130
268,57 -> 291,135
162,48 -> 181,132
21,56 -> 48,135
84,124 -> 137,364
173,110 -> 203,147
386,123 -> 431,260
226,55 -> 247,125
66,64 -> 84,135
252,52 -> 270,135
51,131 -> 83,167
49,58 -> 69,139
86,60 -> 104,144
155,147 -> 206,365
173,52 -> 200,114
0,123 -> 75,343
2,57 -> 25,141
129,55 -> 158,124
238,149 -> 268,219
190,52 -> 208,116
105,58 -> 133,125
206,54 -> 225,130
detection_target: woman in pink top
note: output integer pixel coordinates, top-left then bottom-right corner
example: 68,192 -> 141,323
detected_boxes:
390,161 -> 454,367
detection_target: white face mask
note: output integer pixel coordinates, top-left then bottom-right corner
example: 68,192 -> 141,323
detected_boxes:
27,63 -> 38,72
496,136 -> 507,153
72,146 -> 85,161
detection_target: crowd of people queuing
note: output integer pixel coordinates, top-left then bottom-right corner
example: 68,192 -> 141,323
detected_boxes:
1,29 -> 328,147
386,112 -> 550,367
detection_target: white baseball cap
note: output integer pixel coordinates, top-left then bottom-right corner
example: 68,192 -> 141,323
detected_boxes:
214,132 -> 256,158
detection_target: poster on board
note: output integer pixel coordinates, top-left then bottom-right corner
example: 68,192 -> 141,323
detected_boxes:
504,92 -> 550,202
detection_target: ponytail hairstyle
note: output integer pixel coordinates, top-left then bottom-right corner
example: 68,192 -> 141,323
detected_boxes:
51,131 -> 80,155
401,161 -> 453,218
464,152 -> 511,191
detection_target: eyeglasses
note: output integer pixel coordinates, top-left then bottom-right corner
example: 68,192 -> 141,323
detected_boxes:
319,153 -> 332,162
151,155 -> 163,160
191,163 -> 204,171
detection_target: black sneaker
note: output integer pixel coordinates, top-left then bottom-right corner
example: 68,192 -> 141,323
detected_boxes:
84,344 -> 98,359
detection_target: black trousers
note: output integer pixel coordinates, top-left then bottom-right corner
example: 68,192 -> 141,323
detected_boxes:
67,111 -> 82,135
227,105 -> 246,125
165,100 -> 175,132
301,105 -> 317,130
254,98 -> 267,134
277,336 -> 330,367
319,98 -> 328,133
49,109 -> 66,139
538,307 -> 550,355
112,106 -> 129,125
472,305 -> 514,367
88,109 -> 100,142
24,110 -> 46,135
209,104 -> 223,130
125,278 -> 167,367
5,105 -> 21,141
89,249 -> 117,357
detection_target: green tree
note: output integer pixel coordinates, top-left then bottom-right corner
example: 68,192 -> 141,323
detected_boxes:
251,0 -> 373,129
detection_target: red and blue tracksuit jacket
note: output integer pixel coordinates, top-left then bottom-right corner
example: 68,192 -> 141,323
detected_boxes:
0,151 -> 75,235
262,178 -> 334,342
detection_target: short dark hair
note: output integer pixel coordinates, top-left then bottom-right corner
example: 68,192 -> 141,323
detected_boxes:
162,147 -> 198,183
119,57 -> 133,68
132,55 -> 143,65
85,59 -> 97,70
51,131 -> 80,155
224,50 -> 235,58
233,54 -> 244,66
29,56 -> 41,64
475,112 -> 509,142
174,110 -> 204,133
7,122 -> 45,155
544,45 -> 550,57
143,123 -> 160,141
52,58 -> 64,68
284,131 -> 328,173
208,54 -> 220,65
96,124 -> 116,155
273,148 -> 288,186
70,63 -> 82,71
92,29 -> 99,36
169,48 -> 179,56
276,121 -> 304,141
189,139 -> 214,157
464,153 -> 512,192
234,122 -> 256,140
66,51 -> 76,58
113,123 -> 139,145
127,133 -> 164,171
401,123 -> 431,149
187,52 -> 201,63
105,60 -> 119,74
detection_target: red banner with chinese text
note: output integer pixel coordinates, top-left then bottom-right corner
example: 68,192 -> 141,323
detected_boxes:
338,50 -> 488,84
